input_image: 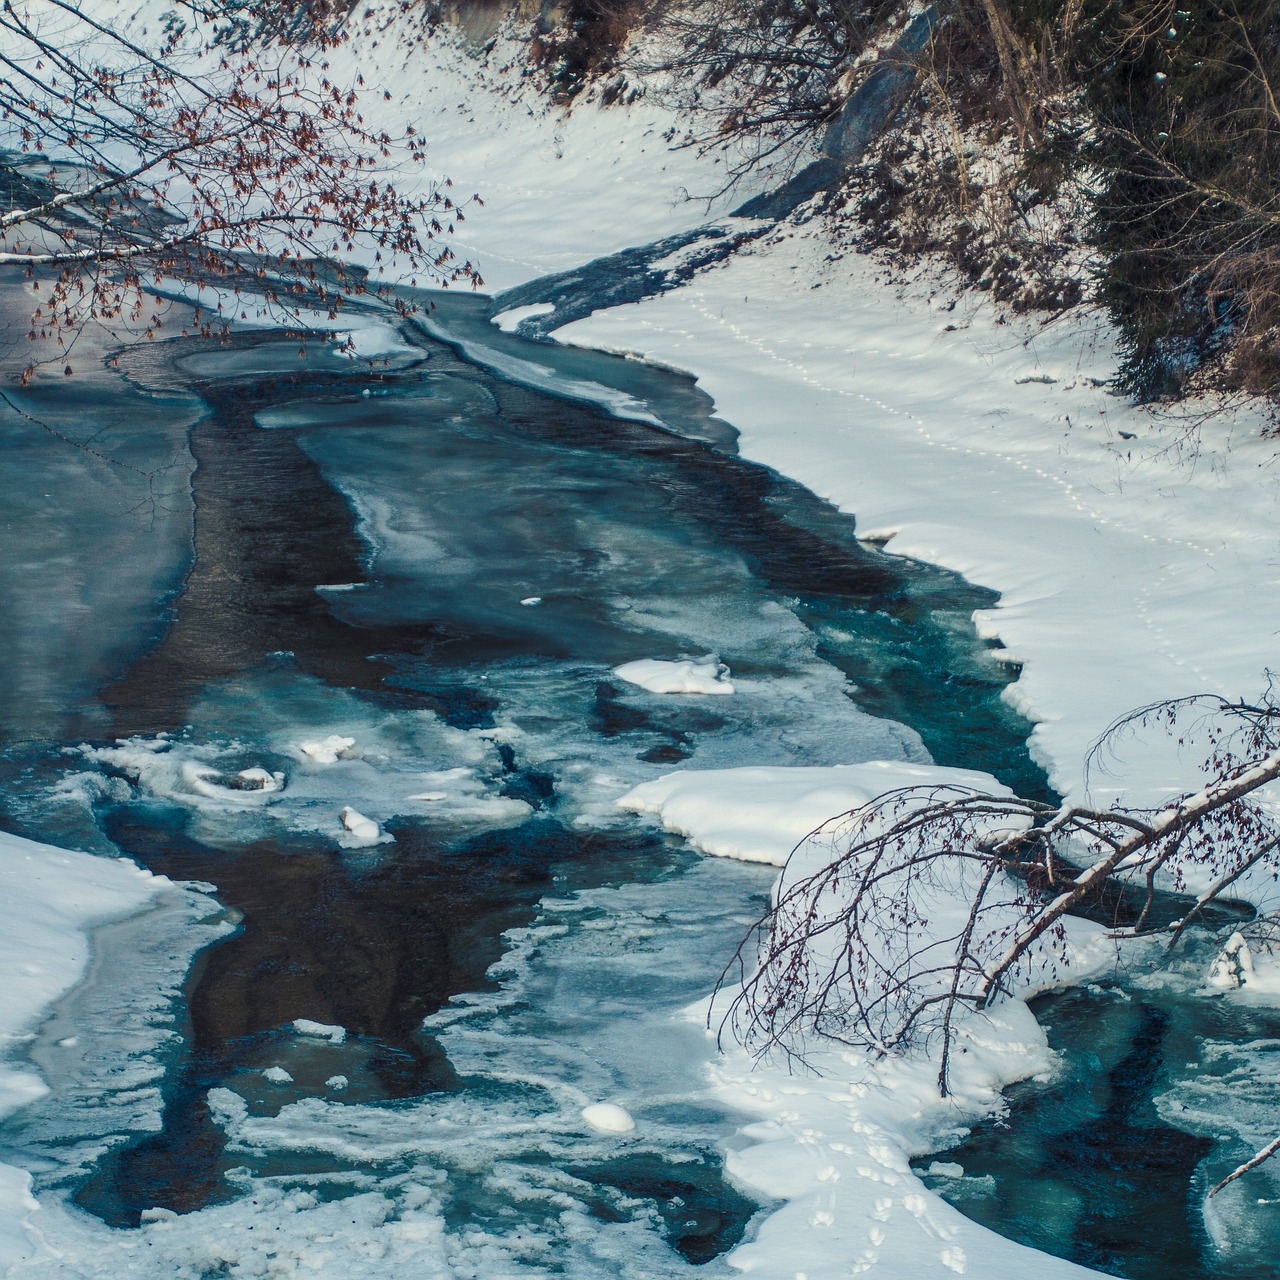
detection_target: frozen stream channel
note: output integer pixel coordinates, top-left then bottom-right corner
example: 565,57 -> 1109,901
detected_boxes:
2,286 -> 1260,1279
0,285 -> 1038,1276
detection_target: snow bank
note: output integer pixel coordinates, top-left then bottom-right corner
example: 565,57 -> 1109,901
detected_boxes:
703,996 -> 1102,1280
0,831 -> 168,1269
0,834 -> 166,1119
619,761 -> 1001,864
622,760 -> 1113,1279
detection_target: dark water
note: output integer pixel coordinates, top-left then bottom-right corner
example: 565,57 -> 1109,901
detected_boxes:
0,295 -> 1043,1272
919,970 -> 1280,1279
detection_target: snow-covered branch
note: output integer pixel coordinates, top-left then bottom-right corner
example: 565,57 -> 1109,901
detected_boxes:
719,693 -> 1280,1094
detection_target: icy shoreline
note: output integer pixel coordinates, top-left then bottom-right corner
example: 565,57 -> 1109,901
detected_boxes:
0,835 -> 188,1270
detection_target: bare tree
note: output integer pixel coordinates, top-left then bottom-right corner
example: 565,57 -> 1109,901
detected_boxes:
0,0 -> 479,380
636,0 -> 905,183
717,692 -> 1280,1101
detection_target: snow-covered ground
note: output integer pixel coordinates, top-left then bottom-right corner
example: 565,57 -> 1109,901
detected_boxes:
0,836 -> 181,1272
2,5 -> 1278,1277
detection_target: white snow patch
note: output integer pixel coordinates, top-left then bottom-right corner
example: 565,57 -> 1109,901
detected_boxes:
1208,932 -> 1254,989
338,805 -> 387,847
613,654 -> 735,697
292,1019 -> 347,1045
580,1102 -> 636,1134
331,322 -> 415,359
0,831 -> 170,1267
184,763 -> 284,803
299,735 -> 357,764
619,761 -> 1002,865
492,303 -> 555,332
262,1066 -> 293,1084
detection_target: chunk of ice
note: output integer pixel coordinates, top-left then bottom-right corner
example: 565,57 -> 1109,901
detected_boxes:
235,768 -> 281,792
292,1018 -> 347,1045
613,654 -> 734,696
581,1102 -> 636,1134
339,806 -> 382,845
300,736 -> 357,764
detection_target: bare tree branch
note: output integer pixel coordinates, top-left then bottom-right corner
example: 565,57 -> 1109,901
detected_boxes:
718,692 -> 1280,1094
0,0 -> 483,381
1210,1133 -> 1280,1197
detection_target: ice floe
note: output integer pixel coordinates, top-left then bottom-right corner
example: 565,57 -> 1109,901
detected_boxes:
613,655 -> 734,697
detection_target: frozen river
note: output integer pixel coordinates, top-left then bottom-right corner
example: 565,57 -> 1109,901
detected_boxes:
3,283 -> 1271,1279
0,282 -> 1037,1275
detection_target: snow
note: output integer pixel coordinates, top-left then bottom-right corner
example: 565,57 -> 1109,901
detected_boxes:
338,805 -> 387,847
292,1019 -> 348,1045
0,831 -> 170,1270
0,835 -> 166,1119
619,764 -> 1114,1279
703,995 -> 1103,1280
493,303 -> 556,332
580,1102 -> 636,1134
331,323 -> 417,360
183,762 -> 285,803
612,654 -> 735,697
619,761 -> 1006,864
299,735 -> 357,764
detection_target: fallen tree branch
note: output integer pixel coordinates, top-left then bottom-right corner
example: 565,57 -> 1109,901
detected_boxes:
1210,1133 -> 1280,1197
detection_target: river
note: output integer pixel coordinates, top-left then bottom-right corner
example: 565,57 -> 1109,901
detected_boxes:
0,278 -> 1034,1276
0,280 -> 1270,1278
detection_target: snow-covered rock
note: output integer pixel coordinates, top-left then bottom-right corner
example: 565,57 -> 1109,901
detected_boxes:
338,806 -> 383,846
299,736 -> 356,764
581,1102 -> 636,1134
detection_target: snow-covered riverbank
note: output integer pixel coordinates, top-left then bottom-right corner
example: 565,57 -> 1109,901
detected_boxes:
0,838 -> 185,1271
